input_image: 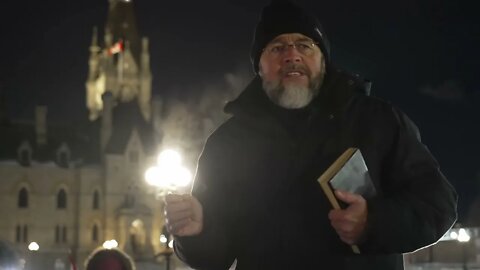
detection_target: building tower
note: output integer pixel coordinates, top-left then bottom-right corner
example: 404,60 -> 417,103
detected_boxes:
84,0 -> 162,266
86,0 -> 152,123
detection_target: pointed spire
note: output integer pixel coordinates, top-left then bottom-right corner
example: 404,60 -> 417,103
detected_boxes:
91,26 -> 98,47
141,37 -> 150,71
106,0 -> 140,63
142,37 -> 149,52
105,26 -> 113,48
90,26 -> 100,54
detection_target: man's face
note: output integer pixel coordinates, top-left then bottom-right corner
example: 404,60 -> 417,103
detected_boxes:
259,33 -> 325,109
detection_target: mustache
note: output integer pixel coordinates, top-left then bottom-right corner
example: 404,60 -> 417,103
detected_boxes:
280,64 -> 310,76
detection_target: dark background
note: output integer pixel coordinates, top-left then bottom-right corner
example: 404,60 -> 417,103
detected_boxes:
1,0 -> 478,221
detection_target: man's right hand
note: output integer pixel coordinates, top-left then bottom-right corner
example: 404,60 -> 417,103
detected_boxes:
164,194 -> 204,237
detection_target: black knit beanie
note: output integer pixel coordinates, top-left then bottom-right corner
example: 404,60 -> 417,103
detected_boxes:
250,0 -> 330,73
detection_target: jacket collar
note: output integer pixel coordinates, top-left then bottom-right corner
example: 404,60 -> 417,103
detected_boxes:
225,67 -> 371,120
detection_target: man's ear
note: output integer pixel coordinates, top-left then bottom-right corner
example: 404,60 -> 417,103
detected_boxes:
258,64 -> 264,77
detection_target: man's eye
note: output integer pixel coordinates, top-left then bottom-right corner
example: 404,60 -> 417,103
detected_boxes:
296,43 -> 311,50
270,45 -> 283,53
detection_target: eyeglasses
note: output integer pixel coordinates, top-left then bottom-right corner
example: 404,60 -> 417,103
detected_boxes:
263,40 -> 319,56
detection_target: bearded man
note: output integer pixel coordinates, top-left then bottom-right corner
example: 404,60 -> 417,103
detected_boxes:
164,1 -> 457,269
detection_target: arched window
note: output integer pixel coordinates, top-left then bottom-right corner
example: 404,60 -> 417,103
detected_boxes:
18,188 -> 28,208
93,190 -> 100,210
57,189 -> 67,209
92,224 -> 98,242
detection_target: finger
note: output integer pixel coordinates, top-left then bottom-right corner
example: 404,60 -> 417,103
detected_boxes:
340,235 -> 355,245
335,190 -> 359,204
167,218 -> 191,234
165,194 -> 187,203
332,221 -> 363,245
329,209 -> 359,223
335,190 -> 363,205
166,208 -> 193,223
332,223 -> 355,241
330,220 -> 355,233
165,200 -> 192,213
328,209 -> 345,221
332,212 -> 361,223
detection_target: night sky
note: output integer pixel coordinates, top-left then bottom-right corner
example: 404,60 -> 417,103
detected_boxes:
1,0 -> 479,221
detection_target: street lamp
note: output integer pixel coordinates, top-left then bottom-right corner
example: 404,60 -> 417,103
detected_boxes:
155,225 -> 174,270
26,242 -> 40,270
27,242 -> 39,252
102,239 -> 119,249
145,149 -> 192,197
145,149 -> 192,270
457,228 -> 471,270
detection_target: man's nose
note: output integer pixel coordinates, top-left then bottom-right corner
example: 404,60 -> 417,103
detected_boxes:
282,46 -> 302,64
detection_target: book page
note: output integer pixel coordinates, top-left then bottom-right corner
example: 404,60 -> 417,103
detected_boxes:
329,150 -> 376,199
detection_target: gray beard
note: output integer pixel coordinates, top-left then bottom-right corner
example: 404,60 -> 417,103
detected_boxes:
262,73 -> 324,109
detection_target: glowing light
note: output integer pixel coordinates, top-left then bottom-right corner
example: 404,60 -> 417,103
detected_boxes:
132,219 -> 143,228
145,149 -> 192,190
145,167 -> 163,186
458,228 -> 471,242
450,231 -> 458,239
20,258 -> 26,268
168,239 -> 174,248
28,242 -> 39,251
160,234 -> 168,244
176,167 -> 192,187
102,239 -> 118,249
157,149 -> 182,167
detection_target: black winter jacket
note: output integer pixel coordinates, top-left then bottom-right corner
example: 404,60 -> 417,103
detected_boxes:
174,69 -> 458,270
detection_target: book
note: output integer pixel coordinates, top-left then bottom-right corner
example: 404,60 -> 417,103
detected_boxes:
317,147 -> 376,254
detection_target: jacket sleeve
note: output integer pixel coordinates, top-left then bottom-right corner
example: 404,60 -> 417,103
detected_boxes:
359,106 -> 458,254
173,130 -> 236,269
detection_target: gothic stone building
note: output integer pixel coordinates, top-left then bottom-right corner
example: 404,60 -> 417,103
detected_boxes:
0,1 -> 183,269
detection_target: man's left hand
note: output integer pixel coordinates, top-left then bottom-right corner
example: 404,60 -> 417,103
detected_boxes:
328,190 -> 368,245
